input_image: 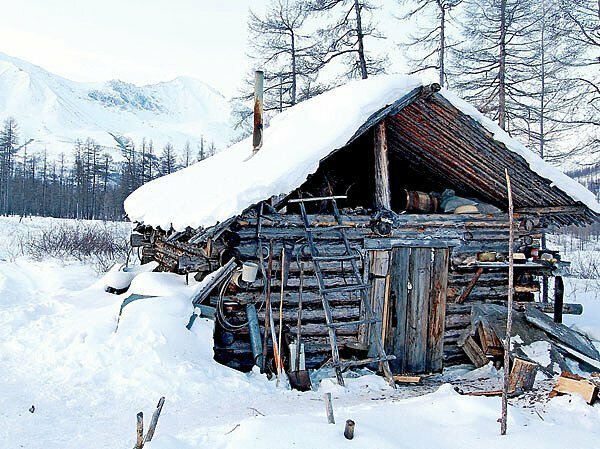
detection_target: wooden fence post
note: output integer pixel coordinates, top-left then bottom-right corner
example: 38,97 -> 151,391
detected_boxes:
324,393 -> 335,424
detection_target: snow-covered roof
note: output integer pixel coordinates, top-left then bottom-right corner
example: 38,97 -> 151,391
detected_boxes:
124,75 -> 600,231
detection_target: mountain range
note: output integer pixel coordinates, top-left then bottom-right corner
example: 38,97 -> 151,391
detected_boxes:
0,52 -> 235,157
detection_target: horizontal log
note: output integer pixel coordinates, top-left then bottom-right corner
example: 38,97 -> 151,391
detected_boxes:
256,306 -> 360,323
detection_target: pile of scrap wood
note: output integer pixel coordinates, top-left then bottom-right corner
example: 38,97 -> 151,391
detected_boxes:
458,304 -> 600,394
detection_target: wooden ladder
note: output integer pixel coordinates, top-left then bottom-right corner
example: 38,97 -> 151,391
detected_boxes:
290,195 -> 396,388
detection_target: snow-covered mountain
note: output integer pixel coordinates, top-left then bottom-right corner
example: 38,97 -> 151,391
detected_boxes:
0,52 -> 234,156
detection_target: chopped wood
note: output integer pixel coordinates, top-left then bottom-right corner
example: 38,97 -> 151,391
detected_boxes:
393,375 -> 421,383
508,357 -> 538,393
524,305 -> 600,362
551,372 -> 599,405
457,326 -> 488,368
477,320 -> 503,358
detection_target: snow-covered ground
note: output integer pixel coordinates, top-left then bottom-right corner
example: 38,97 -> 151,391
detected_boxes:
1,216 -> 599,449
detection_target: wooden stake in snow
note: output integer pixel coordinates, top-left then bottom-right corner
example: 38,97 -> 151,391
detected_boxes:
145,397 -> 165,443
344,419 -> 355,440
324,393 -> 335,424
501,169 -> 515,436
133,397 -> 165,449
135,412 -> 144,449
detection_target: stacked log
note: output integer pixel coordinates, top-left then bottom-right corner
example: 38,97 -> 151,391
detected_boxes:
145,211 -> 546,372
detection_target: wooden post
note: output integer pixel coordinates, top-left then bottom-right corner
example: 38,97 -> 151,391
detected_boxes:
135,412 -> 144,449
144,397 -> 165,443
501,169 -> 515,436
344,420 -> 355,440
261,237 -> 273,373
277,248 -> 285,384
324,393 -> 335,424
554,276 -> 564,324
373,120 -> 391,210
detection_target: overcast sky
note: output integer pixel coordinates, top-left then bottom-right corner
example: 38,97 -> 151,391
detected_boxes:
1,0 -> 413,97
0,1 -> 271,96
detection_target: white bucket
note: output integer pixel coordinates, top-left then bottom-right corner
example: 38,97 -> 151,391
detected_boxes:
241,262 -> 259,283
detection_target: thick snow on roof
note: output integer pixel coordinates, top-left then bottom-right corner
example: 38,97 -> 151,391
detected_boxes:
124,75 -> 599,231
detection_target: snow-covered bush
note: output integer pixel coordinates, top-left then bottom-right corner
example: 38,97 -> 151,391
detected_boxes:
550,228 -> 600,279
26,220 -> 131,272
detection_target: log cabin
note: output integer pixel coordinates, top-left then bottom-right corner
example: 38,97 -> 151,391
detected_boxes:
124,74 -> 599,384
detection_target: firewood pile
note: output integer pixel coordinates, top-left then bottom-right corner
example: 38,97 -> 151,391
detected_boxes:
458,303 -> 600,403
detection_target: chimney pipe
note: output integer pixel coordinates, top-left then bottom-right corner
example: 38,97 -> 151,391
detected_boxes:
253,70 -> 264,154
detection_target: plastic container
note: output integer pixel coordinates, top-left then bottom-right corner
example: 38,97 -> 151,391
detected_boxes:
241,262 -> 259,283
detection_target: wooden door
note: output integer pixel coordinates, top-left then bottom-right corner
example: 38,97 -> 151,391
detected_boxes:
383,246 -> 450,373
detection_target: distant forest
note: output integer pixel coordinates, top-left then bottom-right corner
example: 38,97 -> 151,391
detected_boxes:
2,0 -> 598,222
0,117 -> 217,220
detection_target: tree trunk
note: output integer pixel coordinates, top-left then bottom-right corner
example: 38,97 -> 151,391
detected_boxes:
439,5 -> 445,87
354,0 -> 368,79
498,0 -> 507,130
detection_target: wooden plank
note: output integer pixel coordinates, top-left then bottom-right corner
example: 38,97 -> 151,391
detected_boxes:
367,250 -> 389,358
390,247 -> 410,373
456,267 -> 484,304
554,342 -> 600,371
427,248 -> 449,372
524,305 -> 600,361
405,248 -> 431,372
551,372 -> 598,405
393,375 -> 422,383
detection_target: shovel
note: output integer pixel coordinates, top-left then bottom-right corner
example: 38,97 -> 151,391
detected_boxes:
288,263 -> 312,391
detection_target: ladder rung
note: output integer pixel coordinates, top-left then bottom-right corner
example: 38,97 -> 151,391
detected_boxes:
313,254 -> 360,262
328,318 -> 379,328
288,195 -> 347,203
305,225 -> 349,233
322,284 -> 370,294
338,355 -> 396,369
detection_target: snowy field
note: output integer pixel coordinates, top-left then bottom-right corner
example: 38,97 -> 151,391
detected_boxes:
1,216 -> 599,449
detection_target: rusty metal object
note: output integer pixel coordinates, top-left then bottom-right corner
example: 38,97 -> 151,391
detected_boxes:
253,70 -> 264,153
400,189 -> 439,213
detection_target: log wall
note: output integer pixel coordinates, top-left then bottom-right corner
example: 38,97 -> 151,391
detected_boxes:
143,211 -> 546,372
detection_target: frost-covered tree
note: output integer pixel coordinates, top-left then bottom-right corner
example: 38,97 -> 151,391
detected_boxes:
233,0 -> 324,134
452,0 -> 536,131
558,0 -> 600,157
159,142 -> 178,176
308,0 -> 386,79
0,117 -> 19,214
397,0 -> 462,86
181,141 -> 193,167
508,0 -> 584,162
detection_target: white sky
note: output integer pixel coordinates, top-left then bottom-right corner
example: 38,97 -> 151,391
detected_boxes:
0,0 -> 415,97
